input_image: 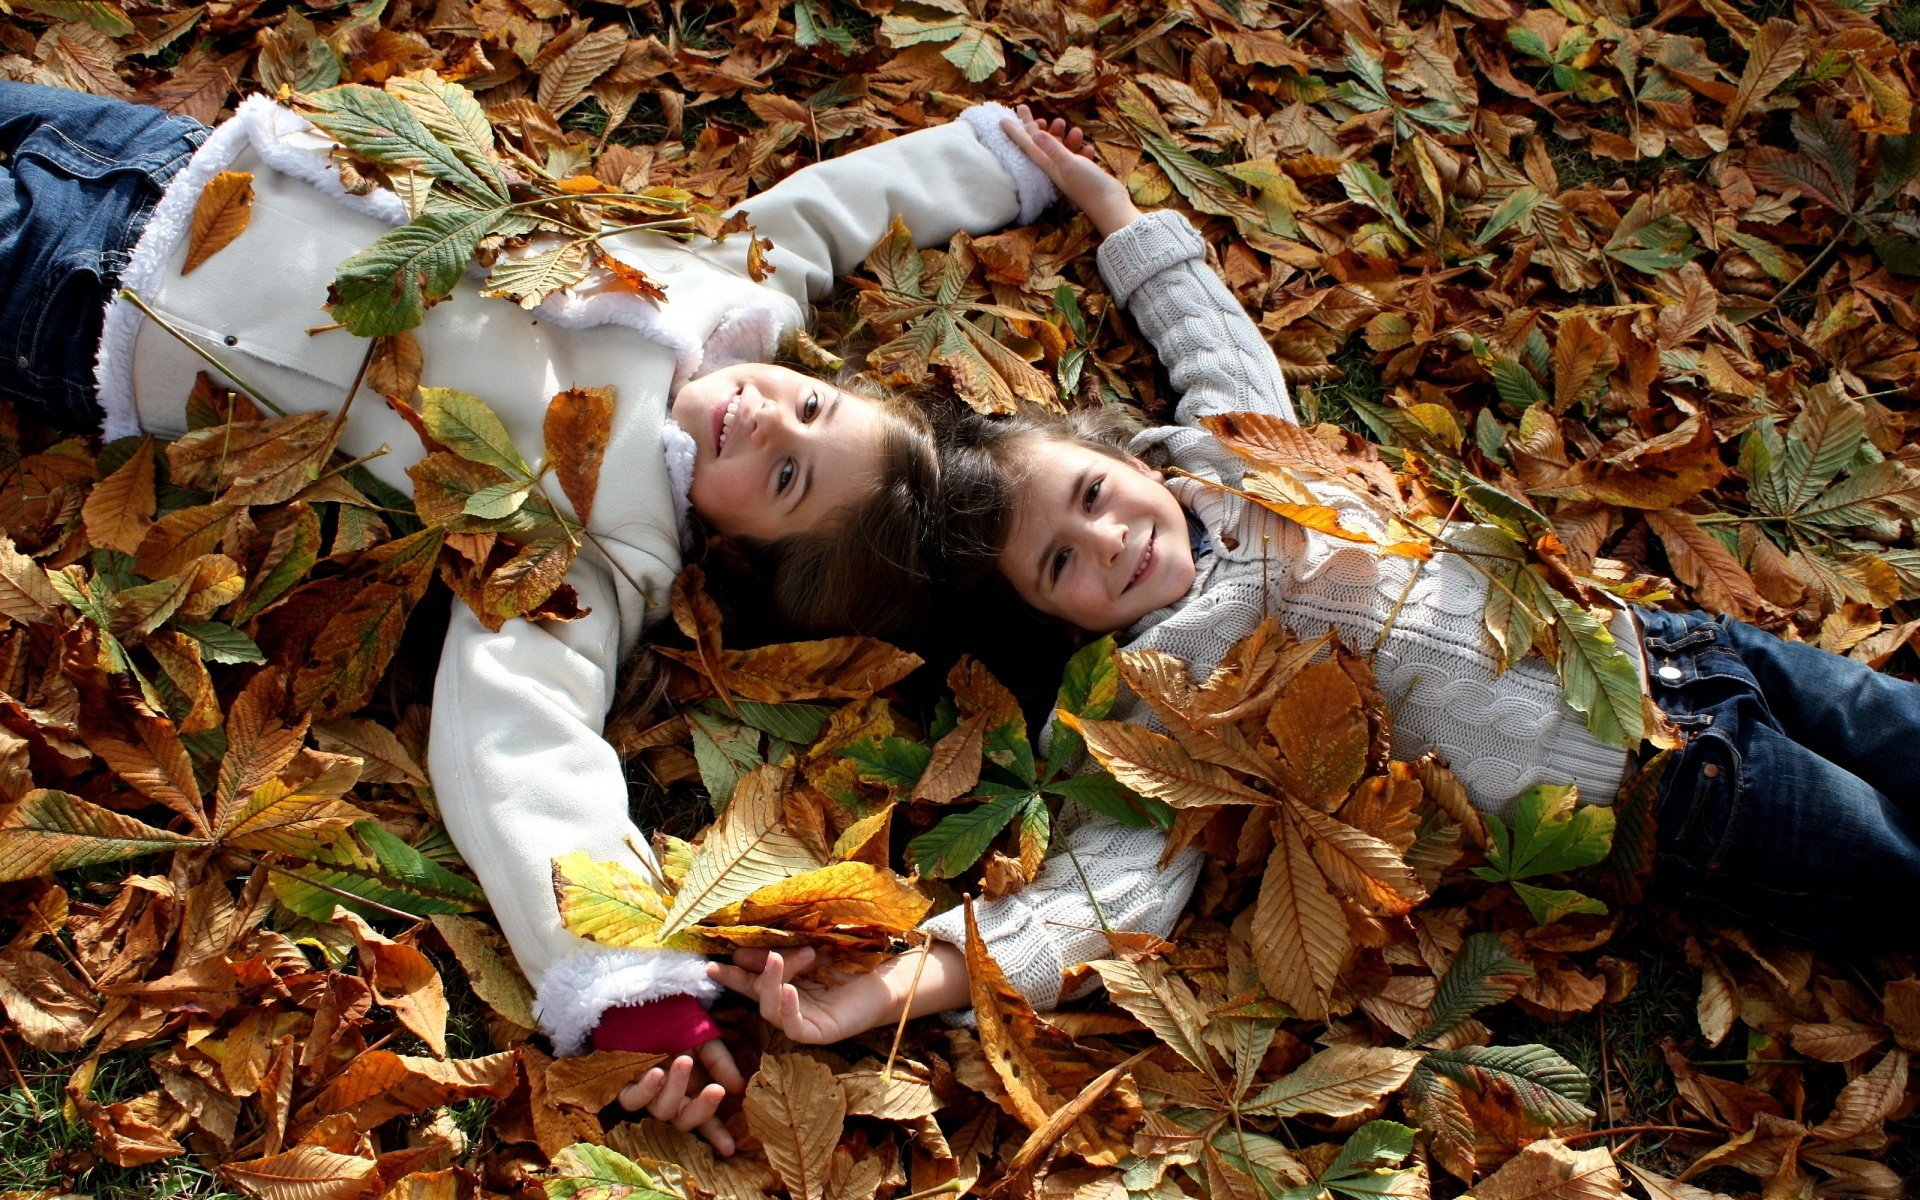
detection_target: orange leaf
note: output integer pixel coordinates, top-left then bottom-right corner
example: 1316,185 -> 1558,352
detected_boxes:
543,386 -> 613,527
183,170 -> 254,274
82,437 -> 156,554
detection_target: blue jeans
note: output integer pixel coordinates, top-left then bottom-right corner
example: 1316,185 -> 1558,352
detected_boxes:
1642,608 -> 1920,947
0,82 -> 205,430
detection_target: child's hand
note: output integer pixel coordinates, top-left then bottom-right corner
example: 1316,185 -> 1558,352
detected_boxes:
616,1037 -> 747,1156
709,942 -> 974,1044
708,947 -> 895,1044
1000,103 -> 1143,238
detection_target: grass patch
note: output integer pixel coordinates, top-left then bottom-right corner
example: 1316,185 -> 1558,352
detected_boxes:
1297,336 -> 1382,437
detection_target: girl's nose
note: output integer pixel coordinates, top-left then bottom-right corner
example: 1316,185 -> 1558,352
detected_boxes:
1093,517 -> 1126,564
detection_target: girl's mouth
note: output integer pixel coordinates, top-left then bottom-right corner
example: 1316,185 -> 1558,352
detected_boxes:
1123,530 -> 1156,592
713,390 -> 742,456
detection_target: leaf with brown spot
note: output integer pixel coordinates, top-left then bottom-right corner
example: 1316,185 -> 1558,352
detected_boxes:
543,386 -> 613,526
183,171 -> 255,274
737,860 -> 930,931
1468,1139 -> 1623,1199
334,908 -> 449,1058
1266,658 -> 1370,810
428,913 -> 535,1030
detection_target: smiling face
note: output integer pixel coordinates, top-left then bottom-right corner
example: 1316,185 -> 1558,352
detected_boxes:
670,363 -> 889,541
996,436 -> 1196,634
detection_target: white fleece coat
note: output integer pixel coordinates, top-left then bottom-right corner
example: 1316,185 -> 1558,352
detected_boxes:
97,98 -> 1054,1054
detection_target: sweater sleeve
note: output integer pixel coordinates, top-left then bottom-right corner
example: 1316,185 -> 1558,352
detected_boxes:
429,546 -> 718,1058
918,803 -> 1203,1013
691,103 -> 1056,309
1095,210 -> 1297,427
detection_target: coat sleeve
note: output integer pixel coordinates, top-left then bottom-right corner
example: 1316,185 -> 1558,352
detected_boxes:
1096,209 -> 1297,428
429,541 -> 717,1057
918,800 -> 1203,1014
691,103 -> 1057,308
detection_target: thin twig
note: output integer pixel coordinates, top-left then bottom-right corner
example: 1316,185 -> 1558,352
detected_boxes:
27,905 -> 98,993
116,289 -> 290,417
0,1035 -> 41,1120
1560,1123 -> 1713,1144
880,933 -> 934,1086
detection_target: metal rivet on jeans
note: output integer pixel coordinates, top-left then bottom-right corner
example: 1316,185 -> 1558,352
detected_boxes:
13,356 -> 26,369
1702,763 -> 1720,779
1658,663 -> 1682,682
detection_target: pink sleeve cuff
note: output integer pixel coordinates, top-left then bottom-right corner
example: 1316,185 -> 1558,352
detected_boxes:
589,994 -> 720,1055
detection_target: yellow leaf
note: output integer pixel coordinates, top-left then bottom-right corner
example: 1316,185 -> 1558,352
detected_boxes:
658,765 -> 825,940
183,170 -> 254,274
1242,1044 -> 1423,1117
219,1144 -> 378,1200
739,861 -> 930,932
1266,658 -> 1370,810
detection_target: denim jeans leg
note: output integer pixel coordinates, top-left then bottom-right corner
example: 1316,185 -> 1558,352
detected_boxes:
1717,615 -> 1920,800
1643,609 -> 1920,948
0,82 -> 207,431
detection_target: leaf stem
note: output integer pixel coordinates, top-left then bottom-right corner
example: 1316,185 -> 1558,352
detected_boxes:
880,931 -> 933,1085
1764,215 -> 1854,311
115,289 -> 290,418
1559,1123 -> 1713,1143
0,1033 -> 40,1120
891,1181 -> 964,1200
225,849 -> 424,923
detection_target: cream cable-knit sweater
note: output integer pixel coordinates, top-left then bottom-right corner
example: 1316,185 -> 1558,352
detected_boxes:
923,210 -> 1637,1013
96,98 -> 1053,1054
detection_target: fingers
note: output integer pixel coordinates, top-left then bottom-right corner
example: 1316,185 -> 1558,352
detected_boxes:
758,952 -> 790,1024
617,1065 -> 667,1112
697,1037 -> 747,1093
708,961 -> 761,999
695,1115 -> 737,1158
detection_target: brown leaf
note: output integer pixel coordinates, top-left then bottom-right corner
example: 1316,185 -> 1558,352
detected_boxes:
295,1050 -> 517,1132
0,948 -> 97,1051
83,437 -> 157,554
744,1052 -> 844,1200
335,909 -> 449,1058
1250,808 -> 1349,1019
1468,1139 -> 1623,1199
658,636 -> 923,703
221,1143 -> 382,1200
543,386 -> 614,527
1811,1047 -> 1907,1140
1646,508 -> 1769,620
428,914 -> 535,1031
183,171 -> 254,274
1266,658 -> 1369,810
544,1049 -> 666,1109
1058,714 -> 1272,809
913,711 -> 987,803
1723,19 -> 1806,130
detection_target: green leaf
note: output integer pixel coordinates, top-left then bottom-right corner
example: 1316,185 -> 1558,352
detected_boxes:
1780,389 -> 1868,515
1512,880 -> 1610,925
463,480 -> 534,520
384,73 -> 505,200
1604,215 -> 1699,273
1474,185 -> 1548,245
547,1143 -> 682,1200
843,736 -> 933,790
734,701 -> 833,744
419,387 -> 535,478
330,206 -> 506,337
0,789 -> 204,881
1338,161 -> 1415,239
1489,356 -> 1549,413
905,792 -> 1026,877
689,708 -> 764,812
176,620 -> 267,665
1054,283 -> 1087,341
1539,583 -> 1644,747
1325,1120 -> 1417,1181
941,26 -> 1005,82
308,83 -> 505,201
17,0 -> 134,35
793,0 -> 858,50
1044,773 -> 1171,829
1507,782 -> 1616,877
1114,83 -> 1264,226
1409,933 -> 1532,1046
1047,635 -> 1118,772
1418,1043 -> 1594,1126
269,820 -> 484,920
879,12 -> 965,46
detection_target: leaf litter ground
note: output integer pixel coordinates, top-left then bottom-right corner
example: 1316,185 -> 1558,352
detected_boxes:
4,0 -> 1920,1198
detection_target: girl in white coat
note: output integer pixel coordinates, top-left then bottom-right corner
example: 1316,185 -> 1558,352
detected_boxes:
0,80 -> 1058,1151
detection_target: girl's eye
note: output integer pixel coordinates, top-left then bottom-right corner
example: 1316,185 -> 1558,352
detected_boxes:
1083,478 -> 1103,511
1050,547 -> 1070,584
803,393 -> 821,422
777,459 -> 797,493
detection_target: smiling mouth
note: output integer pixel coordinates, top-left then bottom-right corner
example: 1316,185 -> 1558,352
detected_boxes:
713,390 -> 742,456
1123,529 -> 1156,592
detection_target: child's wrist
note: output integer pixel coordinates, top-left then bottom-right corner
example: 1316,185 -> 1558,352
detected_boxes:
1093,201 -> 1146,238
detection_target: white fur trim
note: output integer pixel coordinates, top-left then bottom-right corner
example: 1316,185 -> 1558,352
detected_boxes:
94,96 -> 407,440
535,946 -> 721,1057
535,273 -> 798,392
661,417 -> 697,535
958,103 -> 1059,226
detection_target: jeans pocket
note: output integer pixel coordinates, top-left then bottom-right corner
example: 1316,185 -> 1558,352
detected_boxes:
1655,727 -> 1741,872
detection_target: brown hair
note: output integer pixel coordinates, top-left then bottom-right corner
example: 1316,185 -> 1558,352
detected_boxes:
693,368 -> 942,644
933,404 -> 1144,594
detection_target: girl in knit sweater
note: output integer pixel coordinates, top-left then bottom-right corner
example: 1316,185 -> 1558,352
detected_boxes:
0,80 -> 1061,1152
714,109 -> 1920,1044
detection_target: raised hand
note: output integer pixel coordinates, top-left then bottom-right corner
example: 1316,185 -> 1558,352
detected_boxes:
707,946 -> 895,1044
616,1036 -> 747,1156
999,103 -> 1143,237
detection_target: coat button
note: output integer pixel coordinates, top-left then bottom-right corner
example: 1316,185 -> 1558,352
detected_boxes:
223,335 -> 238,346
1658,663 -> 1682,682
